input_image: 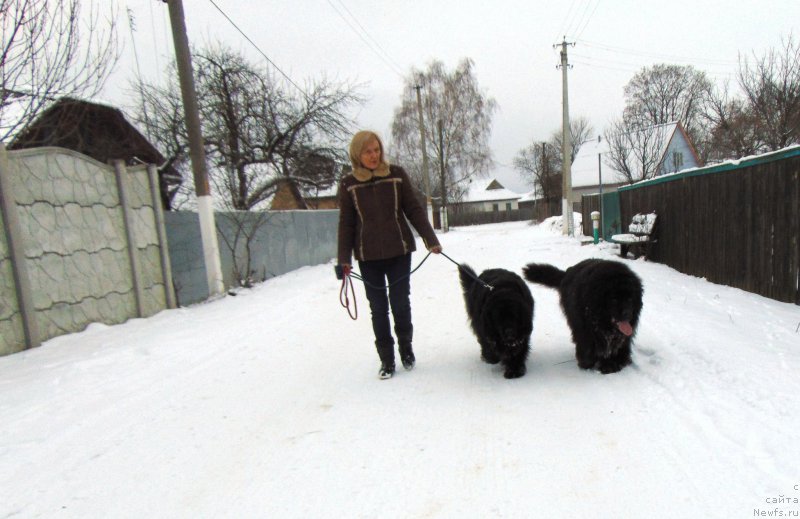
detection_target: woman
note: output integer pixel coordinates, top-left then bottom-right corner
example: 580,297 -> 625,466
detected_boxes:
337,130 -> 442,379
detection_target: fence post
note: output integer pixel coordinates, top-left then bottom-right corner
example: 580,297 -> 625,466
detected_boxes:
146,165 -> 177,309
113,160 -> 145,317
591,211 -> 600,244
0,144 -> 40,349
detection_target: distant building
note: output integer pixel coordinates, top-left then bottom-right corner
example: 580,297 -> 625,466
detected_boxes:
270,180 -> 309,210
303,184 -> 339,209
570,121 -> 700,205
9,97 -> 182,210
455,178 -> 522,213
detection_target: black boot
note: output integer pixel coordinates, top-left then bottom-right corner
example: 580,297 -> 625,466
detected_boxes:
398,335 -> 415,370
375,341 -> 395,379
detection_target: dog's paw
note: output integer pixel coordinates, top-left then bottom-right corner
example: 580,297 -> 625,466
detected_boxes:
481,354 -> 500,364
597,357 -> 631,374
503,365 -> 526,379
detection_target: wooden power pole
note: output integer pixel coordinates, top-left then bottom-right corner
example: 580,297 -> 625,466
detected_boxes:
165,0 -> 224,296
557,38 -> 575,236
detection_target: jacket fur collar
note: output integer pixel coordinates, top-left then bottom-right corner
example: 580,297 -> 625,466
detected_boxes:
352,162 -> 391,182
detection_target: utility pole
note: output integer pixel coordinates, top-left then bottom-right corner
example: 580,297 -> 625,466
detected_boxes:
597,135 -> 604,240
414,84 -> 433,224
165,0 -> 224,296
437,119 -> 448,233
556,38 -> 575,236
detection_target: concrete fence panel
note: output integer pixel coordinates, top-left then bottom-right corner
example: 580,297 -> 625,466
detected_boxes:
0,146 -> 174,356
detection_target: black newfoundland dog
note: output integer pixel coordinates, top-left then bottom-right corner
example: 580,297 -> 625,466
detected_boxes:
523,259 -> 643,374
459,265 -> 534,379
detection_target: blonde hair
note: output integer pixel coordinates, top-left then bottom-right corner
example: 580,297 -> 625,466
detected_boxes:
349,130 -> 389,171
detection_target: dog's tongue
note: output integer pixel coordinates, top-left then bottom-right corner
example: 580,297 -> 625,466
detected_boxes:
616,320 -> 633,336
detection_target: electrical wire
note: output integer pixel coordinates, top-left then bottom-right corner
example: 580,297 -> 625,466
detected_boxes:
325,0 -> 406,79
206,0 -> 309,100
573,0 -> 600,40
565,1 -> 593,39
576,38 -> 738,67
555,0 -> 579,43
148,0 -> 163,75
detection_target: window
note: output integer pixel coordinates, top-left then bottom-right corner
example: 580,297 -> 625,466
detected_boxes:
505,203 -> 512,211
492,203 -> 499,212
672,151 -> 684,171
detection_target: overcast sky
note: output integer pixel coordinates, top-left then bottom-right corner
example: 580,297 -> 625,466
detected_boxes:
103,0 -> 799,192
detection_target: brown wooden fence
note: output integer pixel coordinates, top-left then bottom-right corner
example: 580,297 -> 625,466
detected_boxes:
447,198 -> 561,227
616,147 -> 800,305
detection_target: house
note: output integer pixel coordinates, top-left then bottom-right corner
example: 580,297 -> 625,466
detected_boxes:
518,190 -> 561,221
303,184 -> 339,209
8,97 -> 182,210
270,180 -> 309,210
456,178 -> 522,213
269,181 -> 340,210
570,121 -> 700,205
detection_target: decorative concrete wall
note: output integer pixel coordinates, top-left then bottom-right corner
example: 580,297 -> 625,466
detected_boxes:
0,146 -> 175,356
165,209 -> 339,305
0,198 -> 25,354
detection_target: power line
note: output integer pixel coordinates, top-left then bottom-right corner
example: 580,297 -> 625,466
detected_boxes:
573,0 -> 600,40
576,38 -> 738,66
565,1 -> 593,38
325,0 -> 405,79
555,0 -> 579,43
571,51 -> 735,76
148,0 -> 163,75
206,0 -> 309,99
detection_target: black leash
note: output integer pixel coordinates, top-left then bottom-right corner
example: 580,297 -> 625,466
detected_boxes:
339,251 -> 493,318
348,251 -> 434,290
439,251 -> 494,291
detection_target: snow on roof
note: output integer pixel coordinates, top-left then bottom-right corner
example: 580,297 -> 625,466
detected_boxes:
461,178 -> 522,203
304,184 -> 338,198
570,122 -> 679,188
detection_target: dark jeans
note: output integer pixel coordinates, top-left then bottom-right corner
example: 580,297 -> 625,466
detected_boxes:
358,253 -> 413,346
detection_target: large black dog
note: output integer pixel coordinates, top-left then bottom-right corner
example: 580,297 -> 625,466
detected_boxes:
523,259 -> 643,374
459,265 -> 534,379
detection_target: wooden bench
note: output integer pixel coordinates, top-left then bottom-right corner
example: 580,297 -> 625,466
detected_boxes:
611,212 -> 658,259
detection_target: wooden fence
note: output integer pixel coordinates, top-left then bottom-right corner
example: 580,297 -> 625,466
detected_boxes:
447,198 -> 561,227
614,146 -> 800,305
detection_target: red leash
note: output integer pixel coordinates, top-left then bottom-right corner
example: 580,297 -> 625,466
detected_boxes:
339,273 -> 358,320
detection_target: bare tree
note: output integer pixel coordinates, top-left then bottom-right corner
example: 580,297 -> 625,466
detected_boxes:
702,81 -> 764,161
132,43 -> 364,210
0,0 -> 120,140
622,64 -> 713,159
549,116 -> 594,165
513,141 -> 561,200
604,119 -> 673,184
737,33 -> 800,151
514,117 -> 591,201
216,211 -> 272,288
391,58 -> 497,204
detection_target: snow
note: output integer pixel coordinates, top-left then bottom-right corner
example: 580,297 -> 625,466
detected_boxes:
462,178 -> 523,202
571,122 -> 680,189
2,220 -> 800,518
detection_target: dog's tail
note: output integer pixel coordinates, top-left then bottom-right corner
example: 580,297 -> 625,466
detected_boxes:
458,263 -> 478,294
522,263 -> 565,288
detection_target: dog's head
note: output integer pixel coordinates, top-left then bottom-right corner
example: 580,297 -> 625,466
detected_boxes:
590,270 -> 643,339
482,295 -> 533,350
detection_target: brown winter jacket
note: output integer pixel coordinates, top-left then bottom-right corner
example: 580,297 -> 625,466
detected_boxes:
337,165 -> 440,265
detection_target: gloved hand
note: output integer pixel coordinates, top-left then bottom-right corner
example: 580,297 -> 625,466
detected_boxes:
335,263 -> 352,280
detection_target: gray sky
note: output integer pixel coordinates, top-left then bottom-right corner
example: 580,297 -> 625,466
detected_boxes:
103,0 -> 799,192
